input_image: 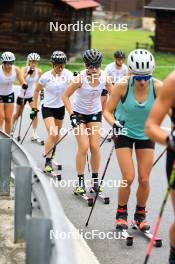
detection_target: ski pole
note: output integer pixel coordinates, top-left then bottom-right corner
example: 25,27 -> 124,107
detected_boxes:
44,127 -> 73,158
143,160 -> 175,264
17,90 -> 27,141
17,114 -> 23,141
20,119 -> 33,144
85,144 -> 115,227
152,147 -> 167,167
100,128 -> 112,147
86,153 -> 91,174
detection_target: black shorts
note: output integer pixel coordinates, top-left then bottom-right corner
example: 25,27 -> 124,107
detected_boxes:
114,135 -> 155,150
0,92 -> 14,103
74,111 -> 102,124
166,149 -> 175,189
42,105 -> 65,120
101,89 -> 108,96
16,96 -> 33,105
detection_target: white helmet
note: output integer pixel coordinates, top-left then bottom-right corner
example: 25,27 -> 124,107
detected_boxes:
127,49 -> 155,75
27,52 -> 40,61
1,51 -> 15,62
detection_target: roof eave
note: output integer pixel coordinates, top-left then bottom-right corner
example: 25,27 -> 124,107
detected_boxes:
144,5 -> 175,11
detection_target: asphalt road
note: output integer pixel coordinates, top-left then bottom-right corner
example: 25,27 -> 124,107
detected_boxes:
14,98 -> 173,264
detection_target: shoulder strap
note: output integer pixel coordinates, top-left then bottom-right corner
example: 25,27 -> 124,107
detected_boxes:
151,78 -> 156,99
121,77 -> 131,104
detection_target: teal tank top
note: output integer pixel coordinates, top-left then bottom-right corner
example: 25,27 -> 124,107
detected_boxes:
114,77 -> 156,140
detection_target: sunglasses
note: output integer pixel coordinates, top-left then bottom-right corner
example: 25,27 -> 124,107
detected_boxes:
133,75 -> 152,81
86,64 -> 100,69
3,61 -> 14,65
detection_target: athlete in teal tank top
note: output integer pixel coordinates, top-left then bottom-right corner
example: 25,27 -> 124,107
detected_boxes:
104,49 -> 163,232
115,76 -> 155,140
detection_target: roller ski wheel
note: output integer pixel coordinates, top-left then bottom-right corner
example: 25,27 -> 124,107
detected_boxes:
16,136 -> 21,142
31,137 -> 44,145
43,169 -> 61,181
118,228 -> 134,247
131,220 -> 162,247
52,159 -> 62,171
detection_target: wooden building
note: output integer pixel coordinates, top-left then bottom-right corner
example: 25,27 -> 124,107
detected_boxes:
145,0 -> 175,52
98,0 -> 148,14
0,0 -> 99,57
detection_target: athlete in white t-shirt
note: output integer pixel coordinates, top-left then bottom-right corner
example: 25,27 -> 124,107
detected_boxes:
12,53 -> 42,140
32,51 -> 73,172
63,49 -> 112,195
0,51 -> 27,134
101,50 -> 128,111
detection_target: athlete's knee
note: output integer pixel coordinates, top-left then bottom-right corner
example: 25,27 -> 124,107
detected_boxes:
78,144 -> 89,155
126,176 -> 134,186
5,116 -> 12,124
89,143 -> 100,154
138,177 -> 149,188
0,114 -> 5,122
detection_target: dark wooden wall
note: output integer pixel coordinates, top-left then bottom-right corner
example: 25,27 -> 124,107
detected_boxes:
0,0 -> 92,57
155,10 -> 175,52
98,0 -> 144,13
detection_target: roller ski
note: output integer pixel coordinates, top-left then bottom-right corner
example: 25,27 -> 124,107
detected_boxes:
73,175 -> 94,207
43,158 -> 61,181
73,185 -> 94,207
89,183 -> 110,205
50,145 -> 62,171
131,221 -> 162,247
31,136 -> 44,145
131,207 -> 162,248
115,206 -> 134,246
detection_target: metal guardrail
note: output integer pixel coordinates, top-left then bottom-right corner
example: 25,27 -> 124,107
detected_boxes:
0,131 -> 76,264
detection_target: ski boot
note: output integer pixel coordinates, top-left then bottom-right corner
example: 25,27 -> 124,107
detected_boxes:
44,158 -> 54,173
134,206 -> 150,232
116,205 -> 128,230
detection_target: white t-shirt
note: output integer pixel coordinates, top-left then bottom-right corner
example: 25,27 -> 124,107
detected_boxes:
104,62 -> 128,84
39,69 -> 73,108
18,66 -> 40,98
72,70 -> 107,115
0,65 -> 16,95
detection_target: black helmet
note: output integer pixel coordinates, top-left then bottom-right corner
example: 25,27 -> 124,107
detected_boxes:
114,50 -> 126,59
50,51 -> 67,64
83,49 -> 102,67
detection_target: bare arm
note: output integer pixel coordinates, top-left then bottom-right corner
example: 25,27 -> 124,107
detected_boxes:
103,77 -> 128,126
145,72 -> 175,144
62,75 -> 82,115
16,67 -> 26,85
153,78 -> 163,96
33,83 -> 43,109
105,77 -> 113,95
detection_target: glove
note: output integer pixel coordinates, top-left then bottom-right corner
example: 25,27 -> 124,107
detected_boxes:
30,108 -> 39,120
167,130 -> 175,150
73,71 -> 80,76
112,120 -> 125,137
22,83 -> 28,90
28,68 -> 34,75
70,113 -> 81,128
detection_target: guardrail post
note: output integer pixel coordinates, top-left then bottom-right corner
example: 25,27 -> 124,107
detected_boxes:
14,166 -> 32,243
25,216 -> 52,264
0,138 -> 12,195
